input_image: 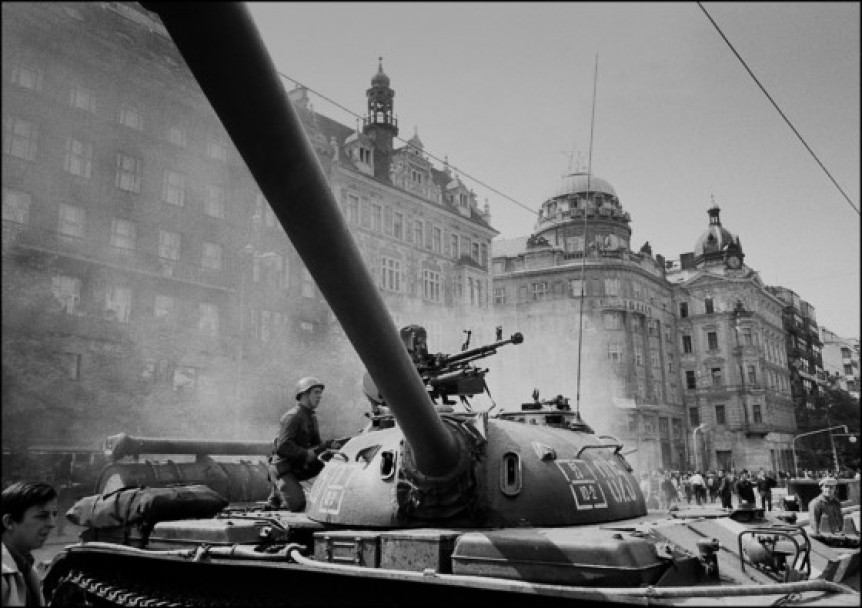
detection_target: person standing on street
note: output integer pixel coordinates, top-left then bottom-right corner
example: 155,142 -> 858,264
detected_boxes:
2,481 -> 58,606
809,477 -> 844,536
689,470 -> 706,505
756,470 -> 776,511
735,470 -> 756,507
718,470 -> 734,509
268,377 -> 327,512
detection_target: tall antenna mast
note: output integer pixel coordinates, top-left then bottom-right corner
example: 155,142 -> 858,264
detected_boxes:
575,54 -> 599,418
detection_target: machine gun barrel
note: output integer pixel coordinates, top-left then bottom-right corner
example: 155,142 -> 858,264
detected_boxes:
147,3 -> 461,478
441,333 -> 523,368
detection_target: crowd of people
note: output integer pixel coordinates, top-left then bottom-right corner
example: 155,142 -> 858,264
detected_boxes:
638,468 -> 783,511
639,466 -> 861,513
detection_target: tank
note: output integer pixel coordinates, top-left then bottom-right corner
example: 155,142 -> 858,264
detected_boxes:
42,5 -> 860,606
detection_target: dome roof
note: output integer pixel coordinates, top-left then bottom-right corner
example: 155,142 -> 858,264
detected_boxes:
371,58 -> 390,87
693,206 -> 738,258
549,172 -> 617,200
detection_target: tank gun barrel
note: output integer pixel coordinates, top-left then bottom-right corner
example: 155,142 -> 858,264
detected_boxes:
146,3 -> 461,477
105,433 -> 272,461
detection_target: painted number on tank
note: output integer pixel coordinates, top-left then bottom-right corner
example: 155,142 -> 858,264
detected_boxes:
555,460 -> 608,510
313,462 -> 357,515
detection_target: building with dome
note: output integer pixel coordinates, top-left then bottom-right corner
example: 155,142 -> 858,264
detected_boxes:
491,172 -> 685,472
492,176 -> 799,474
666,206 -> 796,474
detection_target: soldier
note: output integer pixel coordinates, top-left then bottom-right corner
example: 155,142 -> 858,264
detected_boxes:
268,377 -> 327,512
2,481 -> 58,606
809,477 -> 843,536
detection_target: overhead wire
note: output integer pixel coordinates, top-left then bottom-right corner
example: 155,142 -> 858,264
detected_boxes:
276,71 -> 539,218
696,2 -> 859,216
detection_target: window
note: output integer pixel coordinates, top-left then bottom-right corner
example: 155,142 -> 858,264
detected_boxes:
423,269 -> 441,302
380,257 -> 402,292
162,170 -> 186,206
471,242 -> 480,262
204,185 -> 226,218
530,282 -> 547,300
414,220 -> 424,248
115,153 -> 141,192
604,278 -> 620,296
689,407 -> 700,427
841,347 -> 852,359
3,116 -> 38,161
359,147 -> 371,164
603,312 -> 623,330
711,367 -> 723,387
752,403 -> 762,424
110,218 -> 136,250
682,335 -> 692,354
565,236 -> 584,252
61,353 -> 81,381
393,211 -> 404,240
167,125 -> 186,147
844,363 -> 853,375
201,241 -> 223,270
69,84 -> 96,112
51,276 -> 81,314
607,341 -> 623,363
105,286 -> 132,323
301,267 -> 315,298
2,188 -> 31,224
679,302 -> 688,318
494,287 -> 506,305
58,204 -> 85,238
705,297 -> 714,314
63,138 -> 93,178
432,226 -> 442,253
450,233 -> 459,259
206,139 -> 228,161
11,63 -> 43,91
154,295 -> 175,320
747,364 -> 757,384
715,404 -> 726,425
118,104 -> 143,130
480,243 -> 488,268
347,194 -> 359,225
686,370 -> 697,389
372,204 -> 382,232
740,327 -> 753,345
569,279 -> 584,298
707,331 -> 718,350
198,303 -> 219,336
158,230 -> 181,260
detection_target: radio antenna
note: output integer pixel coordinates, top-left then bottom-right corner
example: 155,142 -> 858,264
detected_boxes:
575,53 -> 599,418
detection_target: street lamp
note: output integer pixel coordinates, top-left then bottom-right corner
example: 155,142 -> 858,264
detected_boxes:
693,424 -> 707,471
791,425 -> 848,476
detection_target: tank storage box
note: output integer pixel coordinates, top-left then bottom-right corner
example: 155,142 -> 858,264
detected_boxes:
313,530 -> 381,567
378,529 -> 461,574
451,528 -> 667,586
148,518 -> 268,547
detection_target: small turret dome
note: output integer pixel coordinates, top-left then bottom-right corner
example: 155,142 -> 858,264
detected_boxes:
551,172 -> 617,200
693,205 -> 739,258
371,58 -> 390,87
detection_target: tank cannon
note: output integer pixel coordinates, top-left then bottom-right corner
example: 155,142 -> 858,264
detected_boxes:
41,4 -> 861,606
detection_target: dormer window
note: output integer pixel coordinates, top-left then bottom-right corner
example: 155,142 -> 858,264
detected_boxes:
411,170 -> 422,184
459,193 -> 467,207
359,147 -> 371,164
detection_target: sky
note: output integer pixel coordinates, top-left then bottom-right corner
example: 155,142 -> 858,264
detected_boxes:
248,2 -> 860,339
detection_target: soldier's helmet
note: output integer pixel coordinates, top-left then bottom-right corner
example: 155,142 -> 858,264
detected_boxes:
295,376 -> 325,400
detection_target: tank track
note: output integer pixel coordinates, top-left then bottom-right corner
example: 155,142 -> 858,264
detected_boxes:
50,568 -> 284,607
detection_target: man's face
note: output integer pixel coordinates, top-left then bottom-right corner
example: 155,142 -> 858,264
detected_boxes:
2,498 -> 58,553
302,387 -> 324,410
821,484 -> 836,498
